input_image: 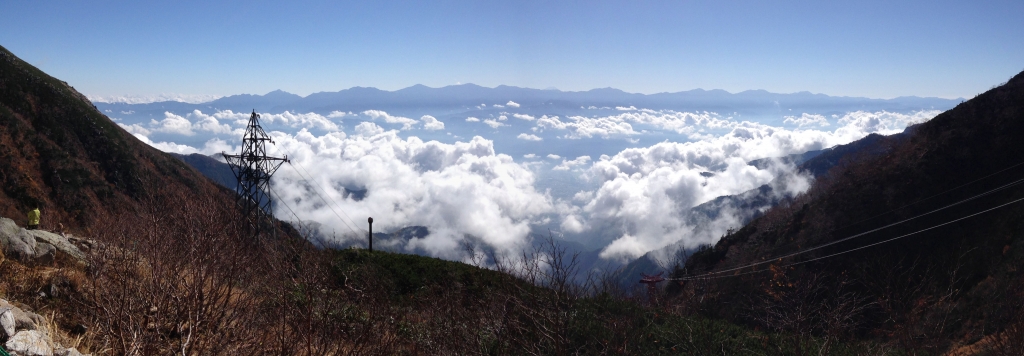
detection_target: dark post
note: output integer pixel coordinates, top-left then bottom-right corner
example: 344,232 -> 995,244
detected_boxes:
367,217 -> 374,252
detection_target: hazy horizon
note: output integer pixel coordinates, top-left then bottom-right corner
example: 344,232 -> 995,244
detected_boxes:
86,83 -> 972,105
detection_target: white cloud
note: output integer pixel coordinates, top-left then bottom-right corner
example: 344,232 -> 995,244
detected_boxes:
354,122 -> 385,137
593,110 -> 734,134
553,156 -> 591,171
118,123 -> 151,136
142,109 -> 341,137
87,93 -> 223,104
616,106 -> 637,111
512,113 -> 535,121
517,133 -> 542,141
527,109 -> 936,142
265,132 -> 553,259
506,101 -> 521,108
784,113 -> 830,127
151,112 -> 196,136
228,110 -> 339,131
483,119 -> 507,129
533,110 -> 731,139
572,190 -> 594,202
133,135 -> 238,156
565,109 -> 942,262
535,115 -> 638,139
362,110 -> 418,130
327,111 -> 352,118
466,117 -> 480,122
493,104 -> 505,108
421,115 -> 445,130
191,111 -> 237,134
125,104 -> 942,265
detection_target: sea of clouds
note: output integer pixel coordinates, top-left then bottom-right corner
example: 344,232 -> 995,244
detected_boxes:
88,93 -> 224,104
115,106 -> 941,264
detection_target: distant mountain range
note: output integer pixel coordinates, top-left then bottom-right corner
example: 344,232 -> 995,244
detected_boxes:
95,84 -> 961,118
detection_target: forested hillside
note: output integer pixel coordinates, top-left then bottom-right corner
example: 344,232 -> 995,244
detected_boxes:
675,70 -> 1024,353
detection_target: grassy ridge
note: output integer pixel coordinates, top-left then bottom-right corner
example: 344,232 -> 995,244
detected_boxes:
320,248 -> 899,355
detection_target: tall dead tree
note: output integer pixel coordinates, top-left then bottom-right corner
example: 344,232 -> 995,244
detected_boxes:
223,110 -> 289,237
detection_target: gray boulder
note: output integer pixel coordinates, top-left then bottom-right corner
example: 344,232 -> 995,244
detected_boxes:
54,347 -> 85,356
0,300 -> 44,333
5,330 -> 53,356
0,217 -> 18,248
32,243 -> 55,265
1,308 -> 15,338
0,217 -> 86,264
29,231 -> 85,262
5,229 -> 37,262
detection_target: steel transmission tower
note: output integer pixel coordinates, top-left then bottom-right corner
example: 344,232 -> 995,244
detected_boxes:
223,110 -> 289,236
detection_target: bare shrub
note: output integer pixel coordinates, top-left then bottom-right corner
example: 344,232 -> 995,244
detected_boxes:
81,191 -> 269,354
749,267 -> 872,356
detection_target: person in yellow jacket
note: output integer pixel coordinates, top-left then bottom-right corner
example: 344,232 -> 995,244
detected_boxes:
27,206 -> 40,230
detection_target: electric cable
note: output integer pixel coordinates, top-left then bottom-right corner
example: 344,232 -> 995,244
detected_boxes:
823,160 -> 1024,235
291,161 -> 366,233
264,145 -> 366,235
266,186 -> 309,230
672,194 -> 1024,281
283,163 -> 364,235
671,174 -> 1024,280
267,186 -> 334,249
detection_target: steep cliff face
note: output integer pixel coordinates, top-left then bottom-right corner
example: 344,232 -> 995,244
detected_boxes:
675,71 -> 1024,349
0,45 -> 235,235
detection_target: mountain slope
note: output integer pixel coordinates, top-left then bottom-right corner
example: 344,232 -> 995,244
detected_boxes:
674,70 -> 1024,351
614,134 -> 903,287
0,44 -> 236,234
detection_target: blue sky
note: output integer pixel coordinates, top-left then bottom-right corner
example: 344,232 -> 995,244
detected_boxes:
2,0 -> 1022,99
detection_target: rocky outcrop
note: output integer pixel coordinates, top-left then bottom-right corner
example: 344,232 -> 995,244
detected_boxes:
0,300 -> 46,338
5,330 -> 51,356
1,227 -> 37,262
0,217 -> 86,265
1,309 -> 15,338
27,230 -> 84,262
0,299 -> 89,356
53,347 -> 84,356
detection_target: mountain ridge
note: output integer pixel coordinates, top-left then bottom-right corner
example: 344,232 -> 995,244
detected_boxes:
93,83 -> 962,116
0,44 -> 245,235
672,69 -> 1024,351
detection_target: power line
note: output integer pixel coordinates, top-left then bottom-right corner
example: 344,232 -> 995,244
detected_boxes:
673,194 -> 1024,281
267,187 -> 299,224
660,160 -> 1024,282
825,160 -> 1024,235
291,162 -> 366,233
672,175 -> 1024,280
266,186 -> 311,235
283,163 -> 364,236
264,145 -> 366,235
